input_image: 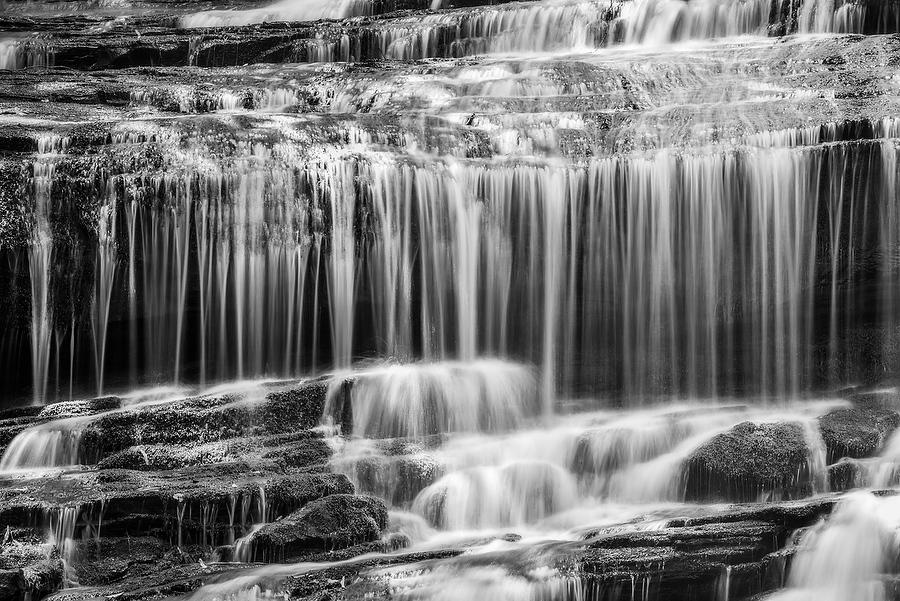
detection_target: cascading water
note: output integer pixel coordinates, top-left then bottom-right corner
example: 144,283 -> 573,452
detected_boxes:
4,0 -> 900,598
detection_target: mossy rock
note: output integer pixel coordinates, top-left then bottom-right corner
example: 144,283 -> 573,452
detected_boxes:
78,381 -> 328,462
38,397 -> 121,420
248,494 -> 388,561
818,407 -> 900,462
682,422 -> 811,502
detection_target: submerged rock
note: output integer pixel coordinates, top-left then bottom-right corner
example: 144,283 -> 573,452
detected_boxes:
682,422 -> 812,502
818,406 -> 900,462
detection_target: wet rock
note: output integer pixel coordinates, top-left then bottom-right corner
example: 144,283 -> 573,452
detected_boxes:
0,466 -> 353,541
96,432 -> 331,471
353,453 -> 441,505
818,406 -> 900,461
0,569 -> 26,600
248,494 -> 388,561
70,536 -> 167,586
682,422 -> 812,502
579,498 -> 836,601
22,557 -> 64,599
42,558 -> 243,601
79,380 -> 328,462
38,397 -> 121,420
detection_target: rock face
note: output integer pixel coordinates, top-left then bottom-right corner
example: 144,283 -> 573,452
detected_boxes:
682,422 -> 812,502
818,407 -> 900,462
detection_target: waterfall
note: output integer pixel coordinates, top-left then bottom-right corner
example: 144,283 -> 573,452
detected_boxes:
27,136 -> 68,405
6,0 -> 900,597
9,136 -> 895,402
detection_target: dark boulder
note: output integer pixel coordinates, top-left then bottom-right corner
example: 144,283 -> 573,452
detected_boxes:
818,406 -> 900,462
682,422 -> 812,502
78,380 -> 328,462
248,494 -> 388,561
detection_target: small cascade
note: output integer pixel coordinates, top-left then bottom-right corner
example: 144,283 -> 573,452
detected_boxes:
800,418 -> 830,494
230,486 -> 272,562
717,565 -> 733,601
609,0 -> 774,44
0,37 -> 54,70
234,524 -> 265,562
767,492 -> 900,601
47,506 -> 82,587
0,417 -> 87,471
326,360 -> 538,438
797,0 -> 877,33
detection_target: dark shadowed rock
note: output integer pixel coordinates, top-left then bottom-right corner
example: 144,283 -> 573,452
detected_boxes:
683,422 -> 811,502
21,557 -> 64,599
0,569 -> 25,600
819,406 -> 900,462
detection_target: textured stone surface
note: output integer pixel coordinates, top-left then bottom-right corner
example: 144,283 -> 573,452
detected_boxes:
819,406 -> 900,461
683,422 -> 812,502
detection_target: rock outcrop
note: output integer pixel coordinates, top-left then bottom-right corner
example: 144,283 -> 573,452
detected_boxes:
682,422 -> 812,502
819,406 -> 900,462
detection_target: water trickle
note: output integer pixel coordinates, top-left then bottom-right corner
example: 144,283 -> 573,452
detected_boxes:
47,506 -> 82,587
